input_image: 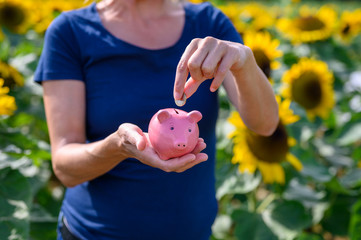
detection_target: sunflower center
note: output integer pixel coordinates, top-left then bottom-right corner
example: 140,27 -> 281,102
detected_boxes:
342,24 -> 350,35
245,122 -> 289,163
295,16 -> 325,31
253,49 -> 271,78
291,71 -> 322,109
0,3 -> 26,29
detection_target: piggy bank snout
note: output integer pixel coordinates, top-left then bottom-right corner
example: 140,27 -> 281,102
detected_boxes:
174,140 -> 187,149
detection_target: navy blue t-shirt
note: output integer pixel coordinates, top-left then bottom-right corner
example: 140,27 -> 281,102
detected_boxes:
35,2 -> 242,240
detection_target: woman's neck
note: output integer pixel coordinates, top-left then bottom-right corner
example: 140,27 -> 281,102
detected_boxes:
96,0 -> 185,50
97,0 -> 174,22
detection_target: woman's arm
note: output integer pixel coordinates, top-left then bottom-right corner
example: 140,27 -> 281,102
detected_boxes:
43,80 -> 129,187
43,80 -> 207,187
222,48 -> 279,136
173,37 -> 278,136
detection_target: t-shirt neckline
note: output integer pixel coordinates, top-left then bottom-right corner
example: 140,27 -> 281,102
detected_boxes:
91,2 -> 190,52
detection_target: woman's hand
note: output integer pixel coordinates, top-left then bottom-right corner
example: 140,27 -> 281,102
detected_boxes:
117,123 -> 208,173
173,36 -> 252,102
173,37 -> 279,136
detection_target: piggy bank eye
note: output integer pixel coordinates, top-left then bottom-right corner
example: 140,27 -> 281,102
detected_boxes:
188,129 -> 192,132
170,127 -> 174,130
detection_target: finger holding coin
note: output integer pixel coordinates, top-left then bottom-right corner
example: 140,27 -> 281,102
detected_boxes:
174,37 -> 240,106
175,93 -> 187,107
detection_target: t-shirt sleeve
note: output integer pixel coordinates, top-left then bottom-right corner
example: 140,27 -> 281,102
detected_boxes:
34,13 -> 84,84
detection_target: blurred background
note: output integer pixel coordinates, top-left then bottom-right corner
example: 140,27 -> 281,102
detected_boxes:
0,0 -> 361,239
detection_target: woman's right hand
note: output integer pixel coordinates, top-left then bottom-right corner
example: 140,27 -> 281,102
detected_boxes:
116,123 -> 208,173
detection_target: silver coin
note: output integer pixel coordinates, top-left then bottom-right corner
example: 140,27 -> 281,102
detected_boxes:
175,93 -> 187,107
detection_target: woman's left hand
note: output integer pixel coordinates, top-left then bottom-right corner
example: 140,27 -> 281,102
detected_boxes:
173,36 -> 252,102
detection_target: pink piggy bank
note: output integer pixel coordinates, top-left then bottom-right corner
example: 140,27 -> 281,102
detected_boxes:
148,108 -> 202,160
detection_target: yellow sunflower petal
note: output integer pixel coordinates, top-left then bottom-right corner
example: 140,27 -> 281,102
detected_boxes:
258,161 -> 284,184
288,137 -> 297,147
0,78 -> 10,95
258,162 -> 272,184
0,94 -> 17,116
238,162 -> 257,174
272,163 -> 285,184
286,153 -> 303,171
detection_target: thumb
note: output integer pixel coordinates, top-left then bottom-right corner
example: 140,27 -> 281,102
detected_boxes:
133,128 -> 146,151
122,123 -> 147,151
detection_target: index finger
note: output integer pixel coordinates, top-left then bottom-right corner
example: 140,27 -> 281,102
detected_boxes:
173,39 -> 200,101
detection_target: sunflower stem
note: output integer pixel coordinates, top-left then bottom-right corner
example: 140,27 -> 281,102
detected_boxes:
246,191 -> 257,212
256,193 -> 276,213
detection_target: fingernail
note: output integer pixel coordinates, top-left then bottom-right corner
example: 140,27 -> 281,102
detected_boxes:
175,93 -> 187,107
210,87 -> 217,92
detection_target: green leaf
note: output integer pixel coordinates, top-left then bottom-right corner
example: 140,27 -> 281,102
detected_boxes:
0,168 -> 32,240
324,111 -> 337,130
30,221 -> 58,240
212,214 -> 232,240
5,113 -> 34,128
313,139 -> 353,168
295,232 -> 323,240
301,163 -> 333,183
0,218 -> 28,240
349,199 -> 361,240
263,200 -> 313,240
216,171 -> 261,200
321,194 -> 356,236
33,183 -> 64,217
283,179 -> 326,207
232,209 -> 277,240
325,177 -> 359,196
352,147 -> 361,162
337,123 -> 361,146
0,168 -> 32,202
340,169 -> 361,189
282,51 -> 299,67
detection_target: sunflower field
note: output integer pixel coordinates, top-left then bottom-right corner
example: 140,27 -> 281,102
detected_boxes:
0,0 -> 361,239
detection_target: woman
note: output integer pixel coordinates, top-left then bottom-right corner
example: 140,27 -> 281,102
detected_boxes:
34,0 -> 278,239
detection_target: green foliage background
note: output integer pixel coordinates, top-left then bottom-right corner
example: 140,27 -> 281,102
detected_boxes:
0,0 -> 361,239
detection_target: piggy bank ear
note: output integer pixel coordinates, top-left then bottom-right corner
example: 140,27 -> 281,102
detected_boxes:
187,110 -> 202,123
157,110 -> 171,123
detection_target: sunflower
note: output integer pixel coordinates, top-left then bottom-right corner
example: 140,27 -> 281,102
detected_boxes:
281,58 -> 335,120
336,9 -> 361,44
23,0 -> 87,33
228,96 -> 302,184
236,3 -> 276,33
218,3 -> 241,30
0,61 -> 24,88
0,0 -> 31,34
21,0 -> 51,34
277,5 -> 337,44
0,78 -> 16,116
45,0 -> 87,14
217,3 -> 246,35
243,31 -> 283,80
